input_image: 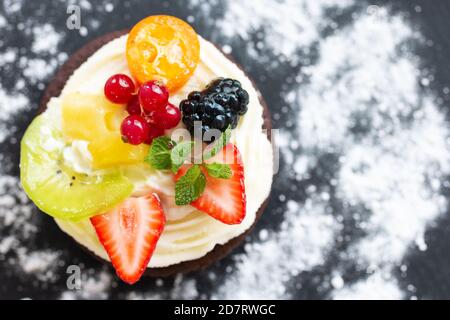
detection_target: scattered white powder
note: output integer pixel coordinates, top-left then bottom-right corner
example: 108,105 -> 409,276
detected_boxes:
59,272 -> 199,300
125,275 -> 199,300
23,58 -> 59,83
214,0 -> 352,64
127,290 -> 163,300
0,236 -> 17,254
79,26 -> 88,37
169,275 -> 199,299
0,86 -> 28,142
0,2 -> 67,295
3,0 -> 22,15
105,3 -> 114,12
297,13 -> 420,152
79,0 -> 93,11
290,8 -> 450,299
222,44 -> 232,55
61,0 -> 93,11
330,274 -> 345,290
0,15 -> 6,28
0,176 -> 35,241
18,249 -> 61,281
333,273 -> 403,300
341,102 -> 448,263
211,197 -> 339,299
32,24 -> 62,54
60,269 -> 112,300
0,49 -> 17,66
125,274 -> 201,300
0,10 -> 64,142
0,176 -> 61,285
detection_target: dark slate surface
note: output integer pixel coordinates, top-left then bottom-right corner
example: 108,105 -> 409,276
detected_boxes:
1,0 -> 450,299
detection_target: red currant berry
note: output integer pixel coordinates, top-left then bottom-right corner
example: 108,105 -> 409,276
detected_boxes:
151,103 -> 181,129
120,115 -> 149,145
126,95 -> 142,115
104,74 -> 135,104
138,80 -> 169,113
145,126 -> 165,145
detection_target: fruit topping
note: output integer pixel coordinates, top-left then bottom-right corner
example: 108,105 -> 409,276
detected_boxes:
144,130 -> 245,225
175,144 -> 246,224
90,194 -> 165,284
145,125 -> 165,145
62,93 -> 120,142
88,133 -> 149,168
126,15 -> 200,92
138,80 -> 169,113
20,114 -> 133,220
121,115 -> 150,145
150,103 -> 181,130
62,93 -> 149,168
101,77 -> 175,146
104,74 -> 135,104
180,78 -> 250,141
126,95 -> 142,115
123,81 -> 181,133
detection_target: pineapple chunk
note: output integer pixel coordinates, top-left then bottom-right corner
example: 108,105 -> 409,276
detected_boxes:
61,93 -> 148,168
62,93 -> 121,141
89,132 -> 149,168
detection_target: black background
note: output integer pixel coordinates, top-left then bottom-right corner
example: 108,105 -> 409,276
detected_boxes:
2,0 -> 450,299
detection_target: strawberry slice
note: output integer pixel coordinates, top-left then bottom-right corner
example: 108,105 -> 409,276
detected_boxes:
175,144 -> 246,224
90,193 -> 165,284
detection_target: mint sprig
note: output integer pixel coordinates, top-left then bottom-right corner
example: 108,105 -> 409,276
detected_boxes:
204,163 -> 232,179
175,165 -> 206,205
146,130 -> 233,206
145,136 -> 173,170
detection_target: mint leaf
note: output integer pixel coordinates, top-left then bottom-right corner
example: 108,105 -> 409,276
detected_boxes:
171,141 -> 194,173
203,127 -> 231,160
204,163 -> 232,179
175,165 -> 206,205
145,136 -> 174,170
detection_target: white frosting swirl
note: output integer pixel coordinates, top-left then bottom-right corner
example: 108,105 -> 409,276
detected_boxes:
53,35 -> 273,268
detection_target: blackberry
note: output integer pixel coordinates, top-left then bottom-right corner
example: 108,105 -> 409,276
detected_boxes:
180,78 -> 250,142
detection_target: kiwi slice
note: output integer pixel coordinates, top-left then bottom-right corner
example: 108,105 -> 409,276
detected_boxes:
20,114 -> 133,220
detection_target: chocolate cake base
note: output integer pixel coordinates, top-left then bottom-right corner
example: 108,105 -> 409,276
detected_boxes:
39,30 -> 273,277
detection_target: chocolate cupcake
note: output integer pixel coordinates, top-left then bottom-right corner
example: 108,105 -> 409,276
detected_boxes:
21,16 -> 273,283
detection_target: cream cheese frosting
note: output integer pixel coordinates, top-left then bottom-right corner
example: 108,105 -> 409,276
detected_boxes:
50,35 -> 273,268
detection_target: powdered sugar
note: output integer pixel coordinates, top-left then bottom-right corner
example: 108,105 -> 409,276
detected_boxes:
0,87 -> 28,142
0,0 -> 66,294
213,0 -> 352,65
125,275 -> 199,300
18,249 -> 61,281
32,24 -> 62,54
23,58 -> 59,84
60,269 -> 113,300
0,5 -> 65,141
291,8 -> 450,299
211,197 -> 339,299
0,176 -> 36,242
0,49 -> 17,66
3,0 -> 22,15
0,15 -> 6,28
332,273 -> 403,300
0,175 -> 62,285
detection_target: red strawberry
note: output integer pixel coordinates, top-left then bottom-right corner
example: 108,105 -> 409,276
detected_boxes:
175,144 -> 246,224
90,193 -> 165,284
